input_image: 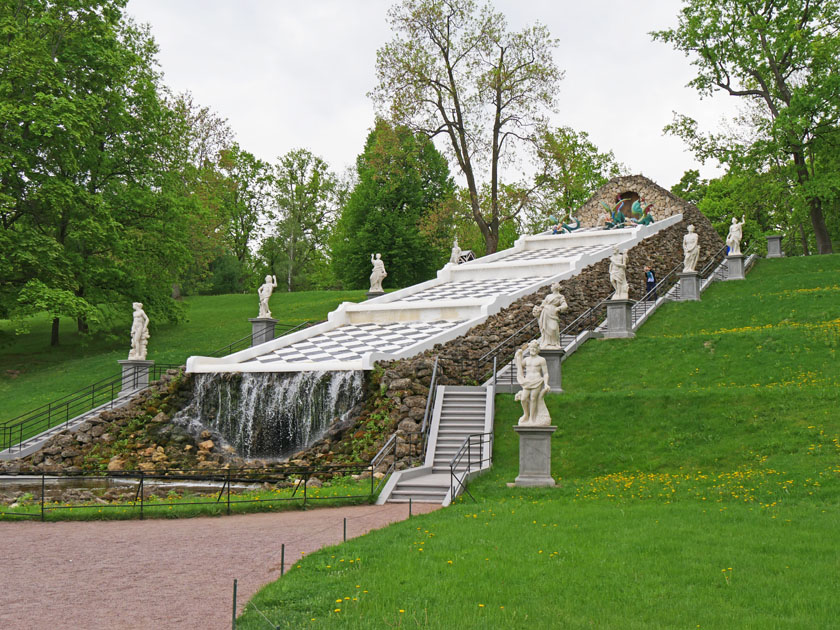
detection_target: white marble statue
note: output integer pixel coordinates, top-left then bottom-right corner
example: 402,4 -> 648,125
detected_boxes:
369,253 -> 387,292
683,225 -> 700,272
532,282 -> 569,349
609,246 -> 629,300
726,216 -> 745,256
514,340 -> 551,426
257,274 -> 278,318
449,238 -> 461,265
128,302 -> 150,360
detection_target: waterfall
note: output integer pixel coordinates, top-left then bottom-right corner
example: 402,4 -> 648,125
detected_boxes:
174,371 -> 364,459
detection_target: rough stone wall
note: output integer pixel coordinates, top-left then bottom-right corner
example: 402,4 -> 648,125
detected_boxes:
576,174 -> 698,227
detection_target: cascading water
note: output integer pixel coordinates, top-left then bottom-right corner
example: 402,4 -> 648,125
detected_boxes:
174,371 -> 364,459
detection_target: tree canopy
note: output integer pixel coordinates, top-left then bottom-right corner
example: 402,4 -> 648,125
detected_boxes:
330,119 -> 455,289
372,0 -> 562,254
653,0 -> 840,254
0,1 -> 236,344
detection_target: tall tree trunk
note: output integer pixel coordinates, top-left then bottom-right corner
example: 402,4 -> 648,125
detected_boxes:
808,199 -> 833,254
50,317 -> 59,347
793,152 -> 833,254
798,223 -> 810,256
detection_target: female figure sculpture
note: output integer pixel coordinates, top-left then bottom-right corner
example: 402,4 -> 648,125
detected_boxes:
449,238 -> 461,265
533,282 -> 569,349
514,340 -> 551,426
609,246 -> 629,300
683,225 -> 700,272
128,302 -> 150,360
369,253 -> 387,292
257,275 -> 278,318
726,216 -> 745,255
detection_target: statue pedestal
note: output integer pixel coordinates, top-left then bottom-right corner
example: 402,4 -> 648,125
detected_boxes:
726,255 -> 745,280
513,425 -> 557,487
679,272 -> 701,301
603,300 -> 635,339
366,291 -> 385,300
766,235 -> 784,258
117,360 -> 154,395
540,349 -> 564,393
249,318 -> 277,347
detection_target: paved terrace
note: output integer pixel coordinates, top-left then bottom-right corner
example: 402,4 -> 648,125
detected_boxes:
186,217 -> 681,374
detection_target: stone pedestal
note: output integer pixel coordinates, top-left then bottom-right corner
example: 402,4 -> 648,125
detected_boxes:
366,291 -> 385,300
726,255 -> 745,280
603,299 -> 635,339
513,425 -> 557,487
766,235 -> 784,258
679,272 -> 701,301
117,360 -> 154,395
540,349 -> 564,393
249,317 -> 277,347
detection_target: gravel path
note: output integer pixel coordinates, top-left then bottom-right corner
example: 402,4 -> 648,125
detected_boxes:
0,502 -> 439,630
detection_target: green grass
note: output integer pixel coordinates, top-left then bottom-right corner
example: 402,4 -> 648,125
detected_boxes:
238,255 -> 840,629
0,474 -> 375,521
0,290 -> 366,421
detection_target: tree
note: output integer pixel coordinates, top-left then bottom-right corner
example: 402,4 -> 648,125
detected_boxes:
265,149 -> 338,292
217,144 -> 272,267
372,0 -> 562,254
671,169 -> 709,206
533,126 -> 623,224
330,119 -> 455,289
0,1 -> 223,344
652,0 -> 840,254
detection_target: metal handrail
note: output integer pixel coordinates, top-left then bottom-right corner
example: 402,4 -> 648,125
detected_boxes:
448,432 -> 494,503
419,357 -> 439,439
1,364 -> 183,453
700,245 -> 729,279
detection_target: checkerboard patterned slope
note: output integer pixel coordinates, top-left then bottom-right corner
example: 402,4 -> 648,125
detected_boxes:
242,320 -> 465,365
401,277 -> 547,302
498,243 -> 606,262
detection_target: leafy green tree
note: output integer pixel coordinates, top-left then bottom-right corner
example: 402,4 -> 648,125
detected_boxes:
0,1 -> 222,344
265,149 -> 338,292
671,169 -> 709,206
533,126 -> 623,226
372,0 -> 562,254
217,144 -> 272,268
330,119 -> 455,289
652,0 -> 840,254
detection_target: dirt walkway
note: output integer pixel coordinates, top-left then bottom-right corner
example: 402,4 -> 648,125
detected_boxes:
0,502 -> 439,630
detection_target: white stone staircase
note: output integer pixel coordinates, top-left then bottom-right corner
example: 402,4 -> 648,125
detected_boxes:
377,385 -> 494,506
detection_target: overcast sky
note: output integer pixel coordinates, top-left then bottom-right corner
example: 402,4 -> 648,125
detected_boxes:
126,0 -> 740,189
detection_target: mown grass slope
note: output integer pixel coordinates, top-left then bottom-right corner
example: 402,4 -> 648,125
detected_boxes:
0,290 -> 367,420
239,255 -> 840,629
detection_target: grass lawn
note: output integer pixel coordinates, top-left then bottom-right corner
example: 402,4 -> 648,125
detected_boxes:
238,255 -> 840,629
1,474 -> 375,522
0,290 -> 366,421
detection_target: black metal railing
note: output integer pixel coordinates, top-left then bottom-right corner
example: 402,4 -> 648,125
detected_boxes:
208,320 -> 315,357
0,464 -> 379,521
0,364 -> 183,453
480,299 -> 609,389
449,432 -> 494,502
701,245 -> 730,282
418,357 -> 439,454
631,261 -> 683,327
